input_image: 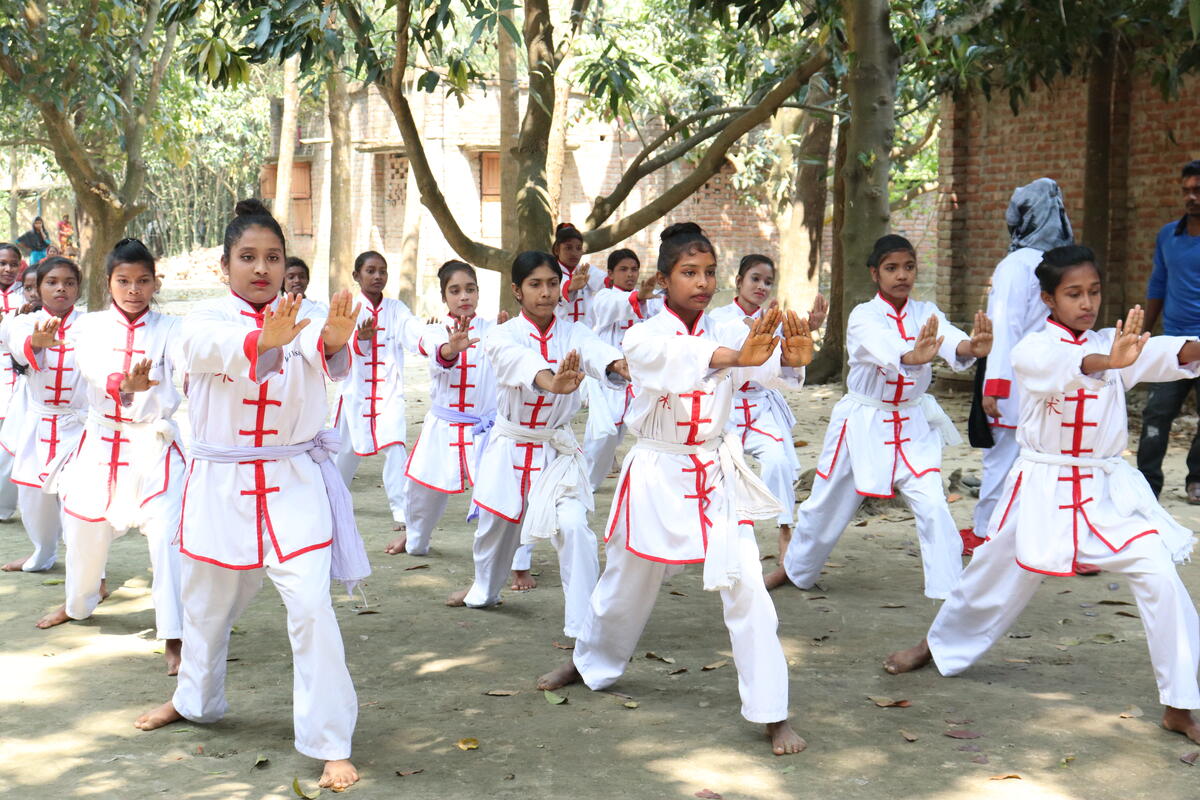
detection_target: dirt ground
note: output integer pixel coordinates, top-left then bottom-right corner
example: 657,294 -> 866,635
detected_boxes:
3,363 -> 1200,800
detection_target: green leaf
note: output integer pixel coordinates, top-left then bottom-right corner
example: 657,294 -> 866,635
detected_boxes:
291,776 -> 320,799
543,690 -> 568,705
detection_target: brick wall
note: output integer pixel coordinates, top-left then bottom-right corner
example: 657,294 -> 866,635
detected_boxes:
937,70 -> 1200,322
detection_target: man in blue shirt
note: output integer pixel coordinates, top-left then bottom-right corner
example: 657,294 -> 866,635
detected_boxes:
1138,160 -> 1200,501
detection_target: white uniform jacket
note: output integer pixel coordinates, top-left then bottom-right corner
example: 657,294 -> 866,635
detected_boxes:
556,261 -> 609,326
814,294 -> 974,498
298,297 -> 329,321
0,283 -> 26,420
334,294 -> 422,456
56,307 -> 185,528
178,295 -> 350,569
404,315 -> 499,494
606,307 -> 803,564
471,312 -> 623,522
9,308 -> 86,487
982,247 -> 1049,429
588,285 -> 661,428
995,321 -> 1199,575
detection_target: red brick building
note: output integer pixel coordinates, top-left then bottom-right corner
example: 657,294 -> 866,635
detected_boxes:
936,71 -> 1200,322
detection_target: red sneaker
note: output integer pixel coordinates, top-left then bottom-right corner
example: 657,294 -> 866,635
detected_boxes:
959,527 -> 986,556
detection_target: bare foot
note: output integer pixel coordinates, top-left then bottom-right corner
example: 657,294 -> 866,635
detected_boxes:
766,720 -> 807,755
134,700 -> 183,731
777,524 -> 792,562
392,521 -> 406,532
99,578 -> 110,601
763,565 -> 792,591
511,570 -> 537,591
446,588 -> 469,607
884,638 -> 932,674
35,605 -> 71,629
320,759 -> 359,792
164,638 -> 182,676
537,659 -> 581,691
384,533 -> 408,555
2,556 -> 29,572
1163,707 -> 1200,744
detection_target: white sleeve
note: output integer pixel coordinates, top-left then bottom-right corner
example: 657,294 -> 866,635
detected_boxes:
590,288 -> 642,332
713,317 -> 805,389
483,325 -> 548,389
181,306 -> 279,384
847,306 -> 909,372
1013,335 -> 1105,397
623,323 -> 722,395
1118,335 -> 1200,389
571,322 -> 625,387
932,307 -> 975,372
392,300 -> 426,355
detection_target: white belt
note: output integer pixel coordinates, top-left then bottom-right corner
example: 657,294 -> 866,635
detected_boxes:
846,390 -> 962,446
493,415 -> 593,543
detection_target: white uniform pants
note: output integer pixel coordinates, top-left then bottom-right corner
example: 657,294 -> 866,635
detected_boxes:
574,525 -> 790,724
783,451 -> 963,599
511,541 -> 534,572
583,424 -> 625,492
171,545 -> 357,761
17,485 -> 62,572
402,482 -> 452,555
928,526 -> 1200,709
61,493 -> 183,639
463,503 -> 599,638
742,429 -> 796,526
335,437 -> 407,524
972,427 -> 1019,534
0,449 -> 18,520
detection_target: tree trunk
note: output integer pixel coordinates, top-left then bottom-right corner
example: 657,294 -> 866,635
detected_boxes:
807,120 -> 848,384
497,8 -> 521,315
6,150 -> 16,241
1083,32 -> 1116,321
326,67 -> 354,296
546,61 -> 574,225
513,0 -> 557,254
839,0 -> 899,314
772,74 -> 834,313
77,202 -> 128,310
274,54 -> 300,235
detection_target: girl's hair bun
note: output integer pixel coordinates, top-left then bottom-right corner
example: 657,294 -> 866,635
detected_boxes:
660,222 -> 703,241
234,199 -> 274,219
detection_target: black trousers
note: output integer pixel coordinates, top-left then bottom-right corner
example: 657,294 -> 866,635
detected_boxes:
1136,377 -> 1200,496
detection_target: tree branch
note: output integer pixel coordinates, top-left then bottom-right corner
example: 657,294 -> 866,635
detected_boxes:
934,0 -> 1004,38
889,180 -> 937,214
121,10 -> 177,210
890,111 -> 938,163
583,50 -> 830,252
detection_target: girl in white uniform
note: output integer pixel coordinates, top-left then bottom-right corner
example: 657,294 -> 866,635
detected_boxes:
133,200 -> 364,794
538,222 -> 811,756
710,254 -> 828,564
33,239 -> 186,675
334,250 -> 423,530
886,244 -> 1200,746
582,248 -> 660,490
285,256 -> 329,320
766,235 -> 993,599
0,242 -> 26,521
385,261 -> 498,556
971,178 -> 1072,545
1,257 -> 86,573
447,251 -> 628,639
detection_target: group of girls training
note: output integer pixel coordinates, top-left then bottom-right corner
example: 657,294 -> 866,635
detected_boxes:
4,183 -> 1200,792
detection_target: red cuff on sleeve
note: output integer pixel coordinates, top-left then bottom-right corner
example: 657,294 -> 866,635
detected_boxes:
352,335 -> 368,358
244,330 -> 262,382
628,290 -> 644,320
435,344 -> 458,368
105,372 -> 124,407
22,337 -> 41,372
983,378 -> 1011,399
561,278 -> 572,301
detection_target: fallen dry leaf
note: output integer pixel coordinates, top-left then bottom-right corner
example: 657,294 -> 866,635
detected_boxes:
552,641 -> 574,650
701,660 -> 728,671
793,439 -> 808,448
1098,599 -> 1133,606
1115,610 -> 1139,618
624,701 -> 639,709
1119,705 -> 1144,719
645,652 -> 676,664
1059,754 -> 1075,768
404,564 -> 429,571
869,696 -> 912,708
669,590 -> 688,597
823,562 -> 844,568
694,791 -> 722,800
900,730 -> 919,742
292,777 -> 321,798
484,690 -> 518,697
947,493 -> 962,503
395,768 -> 424,777
806,595 -> 828,601
254,753 -> 269,769
605,690 -> 634,700
879,603 -> 906,609
1181,752 -> 1200,766
456,738 -> 479,751
989,774 -> 1021,780
669,667 -> 688,675
356,609 -> 379,615
543,690 -> 568,705
944,729 -> 982,739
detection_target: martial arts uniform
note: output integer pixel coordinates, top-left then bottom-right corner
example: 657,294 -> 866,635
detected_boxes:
581,285 -> 660,491
465,311 -> 624,637
783,293 -> 974,599
333,293 -> 422,524
401,315 -> 498,555
556,260 -> 608,326
54,307 -> 185,639
974,247 -> 1049,534
172,294 -> 358,762
710,300 -> 801,528
8,308 -> 85,571
298,297 -> 329,321
927,321 -> 1200,709
0,283 -> 26,520
573,307 -> 800,723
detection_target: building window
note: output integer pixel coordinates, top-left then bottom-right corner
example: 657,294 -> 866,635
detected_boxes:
259,161 -> 314,236
480,151 -> 500,240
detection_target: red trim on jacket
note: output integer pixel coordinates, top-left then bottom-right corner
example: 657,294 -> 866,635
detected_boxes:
983,378 -> 1011,398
